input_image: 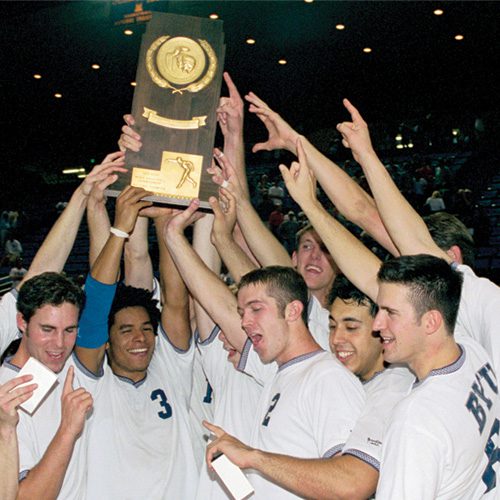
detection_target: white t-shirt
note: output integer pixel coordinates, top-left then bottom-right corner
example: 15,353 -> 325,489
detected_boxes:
0,354 -> 101,500
196,326 -> 263,499
454,264 -> 500,374
343,365 -> 415,470
85,324 -> 198,500
307,295 -> 330,351
243,350 -> 365,498
0,289 -> 20,356
377,339 -> 499,499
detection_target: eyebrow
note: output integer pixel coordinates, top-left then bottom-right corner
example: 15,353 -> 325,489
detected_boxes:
118,321 -> 153,331
329,315 -> 362,323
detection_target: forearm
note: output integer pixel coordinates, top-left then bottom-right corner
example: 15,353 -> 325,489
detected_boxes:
166,231 -> 246,352
235,198 -> 292,267
224,134 -> 248,197
87,199 -> 111,268
124,216 -> 153,290
90,235 -> 124,284
23,187 -> 87,283
0,427 -> 19,500
212,232 -> 257,283
357,150 -> 448,259
301,137 -> 399,256
251,450 -> 377,500
17,429 -> 76,500
301,199 -> 381,301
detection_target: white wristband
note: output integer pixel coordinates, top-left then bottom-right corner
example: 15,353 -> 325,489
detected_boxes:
110,227 -> 129,239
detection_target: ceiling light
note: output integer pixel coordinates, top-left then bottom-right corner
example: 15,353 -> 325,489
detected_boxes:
395,134 -> 403,141
336,24 -> 345,30
209,13 -> 219,19
54,93 -> 62,98
77,174 -> 87,179
304,0 -> 314,3
278,59 -> 287,65
433,9 -> 444,16
455,34 -> 464,41
396,144 -> 404,149
63,168 -> 85,174
131,81 -> 137,87
124,29 -> 133,36
363,47 -> 372,53
91,64 -> 100,70
33,74 -> 42,79
452,129 -> 459,136
246,38 -> 256,45
408,142 -> 414,148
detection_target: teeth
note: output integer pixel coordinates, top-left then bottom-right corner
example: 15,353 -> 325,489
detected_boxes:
129,348 -> 147,353
337,351 -> 353,359
306,265 -> 321,272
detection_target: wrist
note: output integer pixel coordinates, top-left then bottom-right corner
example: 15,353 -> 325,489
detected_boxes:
286,131 -> 302,153
110,227 -> 129,239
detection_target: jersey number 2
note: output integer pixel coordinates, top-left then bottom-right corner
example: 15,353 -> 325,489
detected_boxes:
262,393 -> 281,427
150,389 -> 173,420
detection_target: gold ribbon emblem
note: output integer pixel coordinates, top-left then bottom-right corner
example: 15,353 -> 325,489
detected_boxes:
142,107 -> 207,130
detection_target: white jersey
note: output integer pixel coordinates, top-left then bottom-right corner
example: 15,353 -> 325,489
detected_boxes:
377,339 -> 500,500
0,289 -> 20,355
196,326 -> 263,500
343,365 -> 415,470
454,264 -> 500,373
242,349 -> 365,498
85,324 -> 198,500
0,353 -> 101,500
307,295 -> 330,351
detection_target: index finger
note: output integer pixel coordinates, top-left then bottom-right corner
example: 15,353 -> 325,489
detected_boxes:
343,98 -> 363,123
203,420 -> 225,438
223,72 -> 241,99
1,374 -> 34,393
63,365 -> 74,396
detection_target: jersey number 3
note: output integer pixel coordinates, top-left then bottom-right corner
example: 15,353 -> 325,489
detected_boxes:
150,389 -> 173,420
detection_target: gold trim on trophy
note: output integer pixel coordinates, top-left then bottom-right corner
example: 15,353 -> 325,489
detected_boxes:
131,150 -> 203,199
146,35 -> 217,94
142,107 -> 207,129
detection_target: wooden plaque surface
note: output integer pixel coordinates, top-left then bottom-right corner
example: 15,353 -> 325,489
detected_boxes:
107,12 -> 225,209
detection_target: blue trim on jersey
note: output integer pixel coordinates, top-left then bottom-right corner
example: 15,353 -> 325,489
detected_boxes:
158,322 -> 192,354
307,296 -> 314,318
197,325 -> 220,346
413,344 -> 465,388
450,261 -> 459,271
72,351 -> 103,379
323,443 -> 344,458
2,356 -> 20,372
9,288 -> 18,299
114,372 -> 147,388
362,369 -> 385,385
278,349 -> 324,372
343,449 -> 380,471
19,470 -> 29,481
237,338 -> 253,373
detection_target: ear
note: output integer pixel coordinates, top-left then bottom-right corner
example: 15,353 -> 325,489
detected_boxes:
445,245 -> 463,265
16,312 -> 27,335
285,300 -> 304,323
291,251 -> 298,268
421,309 -> 443,335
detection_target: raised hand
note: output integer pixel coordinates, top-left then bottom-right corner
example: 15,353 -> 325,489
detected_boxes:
59,366 -> 93,439
80,152 -> 127,198
245,92 -> 300,154
204,421 -> 256,470
279,138 -> 317,210
209,148 -> 248,206
164,199 -> 205,240
216,72 -> 244,138
209,188 -> 237,245
336,99 -> 375,163
0,375 -> 37,429
113,186 -> 153,235
118,114 -> 142,152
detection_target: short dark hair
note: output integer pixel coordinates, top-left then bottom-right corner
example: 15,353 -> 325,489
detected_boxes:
377,255 -> 463,334
17,272 -> 85,322
328,275 -> 378,317
295,224 -> 315,249
108,284 -> 160,334
424,212 -> 475,267
239,266 -> 309,323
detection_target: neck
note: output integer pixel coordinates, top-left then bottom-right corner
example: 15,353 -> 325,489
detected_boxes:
361,354 -> 386,382
276,326 -> 322,367
411,337 -> 461,381
11,340 -> 29,368
310,289 -> 329,309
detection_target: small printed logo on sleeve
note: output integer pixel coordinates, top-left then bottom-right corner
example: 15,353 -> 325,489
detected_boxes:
367,437 -> 382,447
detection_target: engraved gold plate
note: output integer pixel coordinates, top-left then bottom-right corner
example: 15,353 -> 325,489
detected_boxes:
146,35 -> 217,94
131,151 -> 203,200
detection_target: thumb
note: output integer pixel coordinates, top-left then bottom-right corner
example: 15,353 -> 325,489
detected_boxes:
209,197 -> 223,219
279,164 -> 292,185
63,365 -> 74,396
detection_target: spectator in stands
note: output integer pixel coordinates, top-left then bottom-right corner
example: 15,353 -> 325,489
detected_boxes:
278,210 -> 300,255
268,204 -> 284,237
3,235 -> 22,266
268,180 -> 285,206
9,258 -> 27,290
0,212 -> 10,249
425,190 -> 446,213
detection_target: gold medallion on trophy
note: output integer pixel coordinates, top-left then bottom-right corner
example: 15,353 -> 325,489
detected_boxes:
146,36 -> 217,94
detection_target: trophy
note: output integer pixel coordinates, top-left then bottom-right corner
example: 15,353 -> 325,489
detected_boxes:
106,12 -> 225,209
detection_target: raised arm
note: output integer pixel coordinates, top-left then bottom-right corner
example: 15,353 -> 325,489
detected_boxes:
337,99 -> 449,260
22,152 -> 126,285
280,140 -> 381,301
152,208 -> 191,351
76,186 -> 152,374
164,200 -> 247,352
210,149 -> 292,268
245,92 -> 399,256
209,188 -> 258,283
